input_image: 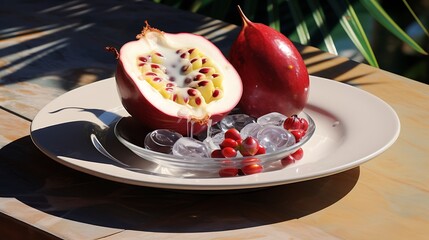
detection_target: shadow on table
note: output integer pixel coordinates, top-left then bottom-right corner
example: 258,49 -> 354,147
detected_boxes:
0,0 -> 239,90
0,135 -> 359,233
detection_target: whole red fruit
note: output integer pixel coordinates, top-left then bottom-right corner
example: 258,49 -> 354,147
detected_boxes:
229,7 -> 309,118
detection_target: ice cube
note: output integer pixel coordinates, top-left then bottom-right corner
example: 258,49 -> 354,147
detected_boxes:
257,112 -> 287,126
257,126 -> 295,153
172,137 -> 209,158
219,114 -> 256,131
240,122 -> 263,139
210,132 -> 225,148
144,129 -> 183,154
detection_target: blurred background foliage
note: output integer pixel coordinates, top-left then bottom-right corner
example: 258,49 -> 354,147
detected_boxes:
151,0 -> 429,84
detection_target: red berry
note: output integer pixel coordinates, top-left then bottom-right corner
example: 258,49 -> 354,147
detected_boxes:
300,118 -> 309,132
219,138 -> 238,149
211,149 -> 224,158
224,128 -> 241,141
239,136 -> 260,156
281,155 -> 295,166
256,144 -> 266,155
241,159 -> 263,175
291,148 -> 304,160
220,159 -> 233,165
242,157 -> 261,165
219,167 -> 239,177
281,148 -> 304,166
283,115 -> 301,131
290,129 -> 304,142
221,147 -> 237,158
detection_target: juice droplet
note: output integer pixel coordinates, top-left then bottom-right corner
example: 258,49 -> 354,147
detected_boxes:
186,118 -> 196,139
206,119 -> 213,138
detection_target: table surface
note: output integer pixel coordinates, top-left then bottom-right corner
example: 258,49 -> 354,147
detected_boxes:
1,1 -> 428,239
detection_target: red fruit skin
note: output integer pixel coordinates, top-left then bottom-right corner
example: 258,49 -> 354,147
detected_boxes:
229,8 -> 309,118
115,62 -> 226,136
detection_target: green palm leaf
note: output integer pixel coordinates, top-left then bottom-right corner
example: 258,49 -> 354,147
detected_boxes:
402,0 -> 429,37
267,0 -> 281,31
360,0 -> 427,55
306,0 -> 338,55
328,0 -> 379,67
152,0 -> 428,69
287,0 -> 311,45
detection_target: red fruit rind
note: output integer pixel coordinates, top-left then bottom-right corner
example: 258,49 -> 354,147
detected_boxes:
229,6 -> 309,118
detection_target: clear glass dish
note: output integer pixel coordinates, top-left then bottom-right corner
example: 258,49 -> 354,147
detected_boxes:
114,112 -> 315,178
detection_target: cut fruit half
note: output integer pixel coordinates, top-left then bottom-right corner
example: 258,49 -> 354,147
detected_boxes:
115,23 -> 243,136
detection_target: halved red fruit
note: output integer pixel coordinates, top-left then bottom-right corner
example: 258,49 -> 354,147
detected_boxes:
115,23 -> 243,136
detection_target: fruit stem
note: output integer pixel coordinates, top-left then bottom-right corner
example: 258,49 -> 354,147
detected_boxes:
237,5 -> 251,27
136,21 -> 163,39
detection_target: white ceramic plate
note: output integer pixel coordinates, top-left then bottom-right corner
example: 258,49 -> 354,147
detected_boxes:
30,76 -> 400,190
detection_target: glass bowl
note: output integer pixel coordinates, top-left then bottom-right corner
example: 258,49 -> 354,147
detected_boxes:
114,112 -> 315,178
